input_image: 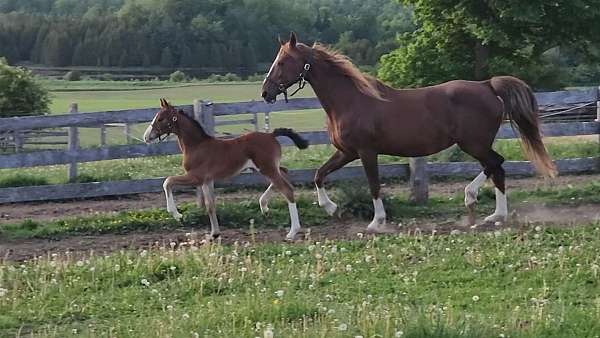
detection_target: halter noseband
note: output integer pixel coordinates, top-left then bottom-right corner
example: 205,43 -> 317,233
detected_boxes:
151,111 -> 178,142
267,48 -> 314,103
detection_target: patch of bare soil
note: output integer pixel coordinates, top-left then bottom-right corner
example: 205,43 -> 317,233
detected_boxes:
0,174 -> 598,225
1,202 -> 599,262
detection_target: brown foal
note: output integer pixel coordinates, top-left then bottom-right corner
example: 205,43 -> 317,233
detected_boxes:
262,33 -> 557,232
143,99 -> 309,240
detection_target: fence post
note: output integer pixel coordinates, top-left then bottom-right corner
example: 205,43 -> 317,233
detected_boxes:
124,124 -> 132,144
194,99 -> 215,136
100,125 -> 107,146
68,103 -> 79,182
409,157 -> 428,204
264,112 -> 271,132
13,131 -> 23,153
252,111 -> 259,131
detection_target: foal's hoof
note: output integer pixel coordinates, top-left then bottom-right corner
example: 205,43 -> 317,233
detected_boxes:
211,232 -> 221,239
171,212 -> 183,221
465,203 -> 476,226
366,219 -> 394,234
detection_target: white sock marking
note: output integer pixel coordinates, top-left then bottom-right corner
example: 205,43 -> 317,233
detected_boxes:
485,188 -> 508,223
316,186 -> 337,216
259,184 -> 274,214
465,172 -> 487,206
367,198 -> 386,230
286,202 -> 301,239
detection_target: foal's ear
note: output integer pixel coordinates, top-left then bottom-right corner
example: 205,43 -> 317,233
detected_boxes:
289,31 -> 297,48
159,98 -> 170,109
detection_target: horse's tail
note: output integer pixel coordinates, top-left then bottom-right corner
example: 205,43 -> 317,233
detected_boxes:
272,128 -> 309,149
489,76 -> 557,178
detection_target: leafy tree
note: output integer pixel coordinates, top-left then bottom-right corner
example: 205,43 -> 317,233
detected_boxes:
0,58 -> 50,117
379,0 -> 600,89
160,47 -> 174,68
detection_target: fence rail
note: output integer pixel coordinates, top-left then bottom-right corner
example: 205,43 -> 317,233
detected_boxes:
0,86 -> 599,204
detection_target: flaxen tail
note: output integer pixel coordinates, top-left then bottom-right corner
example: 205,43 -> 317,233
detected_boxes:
272,128 -> 309,149
490,76 -> 557,178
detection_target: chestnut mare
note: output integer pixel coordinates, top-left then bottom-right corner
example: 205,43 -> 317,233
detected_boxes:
262,33 -> 557,232
144,99 -> 309,240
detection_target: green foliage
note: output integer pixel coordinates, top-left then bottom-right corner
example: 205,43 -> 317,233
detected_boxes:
0,0 -> 411,73
63,70 -> 81,81
169,70 -> 187,82
2,220 -> 600,336
0,58 -> 50,117
0,174 -> 49,188
379,1 -> 600,89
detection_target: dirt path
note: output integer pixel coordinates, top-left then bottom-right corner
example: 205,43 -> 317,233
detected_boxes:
1,202 -> 598,262
1,174 -> 598,225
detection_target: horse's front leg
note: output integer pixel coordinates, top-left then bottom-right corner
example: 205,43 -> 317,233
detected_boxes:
201,181 -> 220,238
359,150 -> 388,233
314,150 -> 357,216
163,174 -> 201,220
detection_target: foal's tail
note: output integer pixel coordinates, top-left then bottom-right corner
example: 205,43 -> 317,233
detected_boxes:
489,76 -> 557,178
272,128 -> 309,149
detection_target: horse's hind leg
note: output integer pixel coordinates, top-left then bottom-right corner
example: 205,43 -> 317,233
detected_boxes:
265,170 -> 301,240
259,167 -> 287,214
163,174 -> 200,220
314,150 -> 357,216
461,146 -> 507,225
359,150 -> 388,233
483,151 -> 507,224
201,181 -> 221,238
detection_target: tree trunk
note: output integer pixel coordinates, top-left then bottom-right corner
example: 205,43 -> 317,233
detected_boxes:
474,40 -> 490,80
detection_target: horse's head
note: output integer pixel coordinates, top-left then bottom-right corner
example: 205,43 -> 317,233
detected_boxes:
261,32 -> 312,103
143,98 -> 180,143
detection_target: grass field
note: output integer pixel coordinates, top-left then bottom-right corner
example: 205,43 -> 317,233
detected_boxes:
1,223 -> 599,337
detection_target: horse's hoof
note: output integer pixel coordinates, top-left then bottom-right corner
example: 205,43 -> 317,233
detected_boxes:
465,203 -> 476,226
171,212 -> 183,221
211,233 -> 221,239
321,202 -> 338,217
484,213 -> 507,225
366,219 -> 394,234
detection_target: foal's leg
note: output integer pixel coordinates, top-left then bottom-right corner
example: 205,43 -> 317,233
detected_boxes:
201,181 -> 220,238
359,151 -> 387,233
259,167 -> 287,214
265,170 -> 301,240
314,150 -> 358,216
163,174 -> 200,220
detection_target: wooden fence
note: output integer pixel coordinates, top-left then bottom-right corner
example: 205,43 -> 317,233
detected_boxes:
0,88 -> 598,204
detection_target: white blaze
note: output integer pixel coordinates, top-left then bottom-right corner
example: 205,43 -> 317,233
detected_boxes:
263,49 -> 283,85
144,114 -> 158,143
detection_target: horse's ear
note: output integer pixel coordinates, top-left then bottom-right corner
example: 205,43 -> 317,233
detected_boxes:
289,31 -> 297,48
277,34 -> 284,46
160,98 -> 166,108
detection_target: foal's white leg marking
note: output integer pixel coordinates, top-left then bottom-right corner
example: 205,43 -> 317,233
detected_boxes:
366,198 -> 387,232
196,186 -> 206,209
202,182 -> 220,237
316,185 -> 337,216
464,172 -> 487,206
163,178 -> 182,220
484,188 -> 508,224
259,184 -> 274,214
286,202 -> 301,240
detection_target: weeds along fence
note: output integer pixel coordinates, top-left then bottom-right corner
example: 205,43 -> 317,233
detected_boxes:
0,89 -> 599,204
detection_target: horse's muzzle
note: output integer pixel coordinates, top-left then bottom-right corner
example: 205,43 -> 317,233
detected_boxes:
262,90 -> 277,104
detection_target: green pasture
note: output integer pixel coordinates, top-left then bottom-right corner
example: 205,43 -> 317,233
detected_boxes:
1,179 -> 599,337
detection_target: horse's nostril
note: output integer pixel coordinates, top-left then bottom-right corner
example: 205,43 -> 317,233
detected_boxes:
261,91 -> 268,98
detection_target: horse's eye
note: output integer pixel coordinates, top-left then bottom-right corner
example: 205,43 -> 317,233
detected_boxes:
158,118 -> 164,122
277,62 -> 284,66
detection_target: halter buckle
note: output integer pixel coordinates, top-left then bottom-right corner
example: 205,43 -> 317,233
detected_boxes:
304,63 -> 311,71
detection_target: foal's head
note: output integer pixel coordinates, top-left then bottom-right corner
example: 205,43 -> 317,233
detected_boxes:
143,99 -> 181,143
261,32 -> 312,103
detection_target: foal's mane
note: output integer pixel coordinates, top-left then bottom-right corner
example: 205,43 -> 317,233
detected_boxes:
178,109 -> 211,138
311,43 -> 386,101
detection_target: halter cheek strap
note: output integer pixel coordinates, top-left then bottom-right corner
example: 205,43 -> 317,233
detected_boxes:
152,113 -> 178,142
269,48 -> 314,103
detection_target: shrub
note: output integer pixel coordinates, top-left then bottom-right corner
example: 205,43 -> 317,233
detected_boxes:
0,58 -> 50,117
0,174 -> 49,188
222,72 -> 241,82
169,70 -> 187,82
246,73 -> 265,82
63,70 -> 81,81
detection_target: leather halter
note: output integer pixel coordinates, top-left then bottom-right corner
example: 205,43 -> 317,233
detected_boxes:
266,48 -> 314,103
151,111 -> 178,142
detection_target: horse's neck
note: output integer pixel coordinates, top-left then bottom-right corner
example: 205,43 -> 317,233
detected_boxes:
308,65 -> 363,117
175,117 -> 210,151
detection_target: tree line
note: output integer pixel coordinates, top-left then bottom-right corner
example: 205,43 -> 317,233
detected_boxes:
0,0 -> 413,74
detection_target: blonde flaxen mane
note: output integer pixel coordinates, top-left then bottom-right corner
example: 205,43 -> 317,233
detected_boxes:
311,43 -> 386,101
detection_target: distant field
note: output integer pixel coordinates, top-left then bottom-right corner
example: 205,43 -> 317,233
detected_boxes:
45,80 -> 326,147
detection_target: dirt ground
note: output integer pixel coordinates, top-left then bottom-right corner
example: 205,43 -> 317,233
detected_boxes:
1,174 -> 599,262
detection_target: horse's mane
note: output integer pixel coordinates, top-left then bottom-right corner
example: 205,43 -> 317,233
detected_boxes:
311,43 -> 386,101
